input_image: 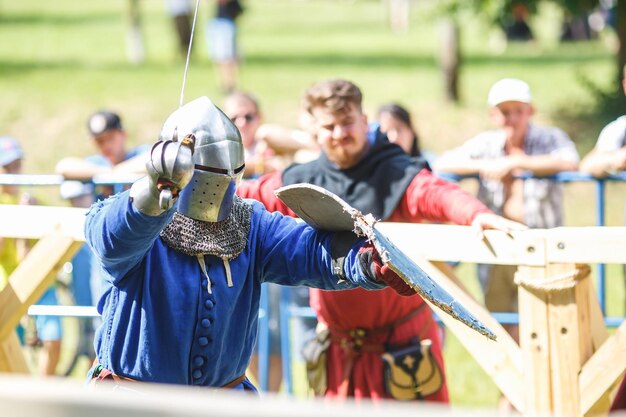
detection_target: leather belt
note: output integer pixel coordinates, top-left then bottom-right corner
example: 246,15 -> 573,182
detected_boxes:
221,374 -> 247,388
91,362 -> 246,389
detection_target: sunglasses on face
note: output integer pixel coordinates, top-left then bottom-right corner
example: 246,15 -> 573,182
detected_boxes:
230,113 -> 257,124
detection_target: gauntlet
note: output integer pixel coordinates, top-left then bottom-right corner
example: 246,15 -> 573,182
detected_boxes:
358,244 -> 416,297
130,134 -> 195,215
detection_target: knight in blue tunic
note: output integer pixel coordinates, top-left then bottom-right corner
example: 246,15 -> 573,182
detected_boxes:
85,97 -> 407,390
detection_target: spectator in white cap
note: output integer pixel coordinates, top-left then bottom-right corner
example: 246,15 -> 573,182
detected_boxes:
580,65 -> 626,177
434,78 -> 579,344
55,110 -> 150,199
580,65 -> 626,338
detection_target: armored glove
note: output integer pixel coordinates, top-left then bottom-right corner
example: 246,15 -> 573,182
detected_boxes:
130,135 -> 195,215
358,244 -> 416,296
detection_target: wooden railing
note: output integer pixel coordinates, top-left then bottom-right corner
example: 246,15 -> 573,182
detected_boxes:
376,222 -> 626,416
0,205 -> 85,373
1,205 -> 626,416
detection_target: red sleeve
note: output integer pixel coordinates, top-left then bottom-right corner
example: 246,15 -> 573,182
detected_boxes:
236,171 -> 297,217
389,169 -> 492,225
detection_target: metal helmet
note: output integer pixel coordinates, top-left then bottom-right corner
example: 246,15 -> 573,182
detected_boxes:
159,96 -> 245,222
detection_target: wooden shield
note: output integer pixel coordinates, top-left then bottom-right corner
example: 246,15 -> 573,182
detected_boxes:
275,183 -> 496,340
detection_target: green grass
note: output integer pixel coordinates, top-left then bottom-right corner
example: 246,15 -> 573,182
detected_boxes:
1,0 -> 624,408
0,0 -> 617,176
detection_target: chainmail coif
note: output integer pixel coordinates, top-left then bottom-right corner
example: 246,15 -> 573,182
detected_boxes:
160,195 -> 252,259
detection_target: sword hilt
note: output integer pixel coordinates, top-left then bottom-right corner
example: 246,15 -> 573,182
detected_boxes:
158,187 -> 173,210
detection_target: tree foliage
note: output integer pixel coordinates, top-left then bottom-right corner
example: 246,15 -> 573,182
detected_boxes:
429,0 -> 620,103
434,0 -> 600,23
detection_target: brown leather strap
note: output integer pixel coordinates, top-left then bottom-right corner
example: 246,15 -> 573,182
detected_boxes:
110,372 -> 137,383
96,371 -> 245,388
92,360 -> 245,389
92,365 -> 137,384
329,303 -> 428,340
329,336 -> 387,352
222,374 -> 246,388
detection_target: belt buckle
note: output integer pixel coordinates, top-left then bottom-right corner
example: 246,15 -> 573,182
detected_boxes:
349,328 -> 367,352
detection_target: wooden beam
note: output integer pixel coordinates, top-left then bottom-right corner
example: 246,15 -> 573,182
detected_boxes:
584,381 -> 619,417
546,227 -> 626,264
0,332 -> 29,374
0,373 -> 509,417
413,258 -> 526,412
581,280 -> 623,416
0,205 -> 86,241
430,261 -> 474,299
0,232 -> 82,341
581,274 -> 613,417
377,223 -> 547,266
376,223 -> 626,265
580,320 -> 626,415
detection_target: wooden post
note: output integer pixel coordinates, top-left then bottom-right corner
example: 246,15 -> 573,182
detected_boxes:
376,223 -> 626,415
549,264 -> 592,416
518,263 -> 593,416
518,265 -> 552,414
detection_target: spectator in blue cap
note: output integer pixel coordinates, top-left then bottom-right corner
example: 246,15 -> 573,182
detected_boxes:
0,136 -> 24,196
0,136 -> 25,279
0,136 -> 62,376
0,136 -> 23,163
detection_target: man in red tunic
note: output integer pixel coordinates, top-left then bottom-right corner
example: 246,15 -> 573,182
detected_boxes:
237,79 -> 525,402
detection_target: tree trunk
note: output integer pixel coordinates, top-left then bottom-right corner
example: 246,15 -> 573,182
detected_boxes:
438,18 -> 461,103
617,0 -> 626,86
126,0 -> 145,65
385,0 -> 410,34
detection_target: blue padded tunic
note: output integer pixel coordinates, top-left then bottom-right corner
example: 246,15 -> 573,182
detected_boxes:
85,191 -> 382,388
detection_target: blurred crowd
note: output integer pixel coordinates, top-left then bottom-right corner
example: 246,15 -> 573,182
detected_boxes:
2,0 -> 626,411
2,74 -> 625,402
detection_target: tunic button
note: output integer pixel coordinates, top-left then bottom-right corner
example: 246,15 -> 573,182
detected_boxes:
201,318 -> 211,328
198,337 -> 209,346
202,279 -> 208,288
192,370 -> 203,379
193,356 -> 204,367
205,299 -> 214,309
